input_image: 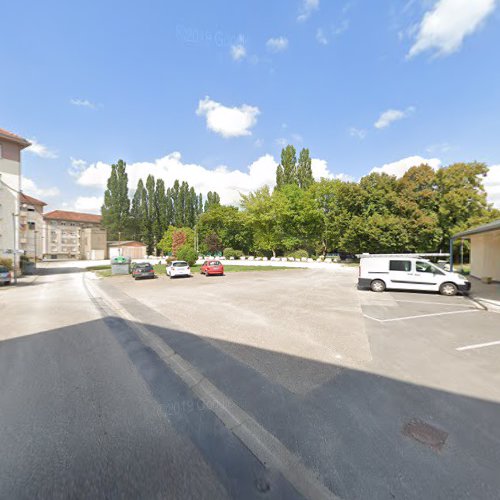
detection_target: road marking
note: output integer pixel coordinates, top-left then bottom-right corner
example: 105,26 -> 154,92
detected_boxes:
364,309 -> 480,323
456,340 -> 500,351
84,275 -> 338,500
364,299 -> 477,308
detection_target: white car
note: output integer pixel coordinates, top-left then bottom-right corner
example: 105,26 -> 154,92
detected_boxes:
166,260 -> 191,279
358,256 -> 471,296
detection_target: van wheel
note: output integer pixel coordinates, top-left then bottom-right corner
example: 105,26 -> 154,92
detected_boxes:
370,279 -> 386,293
440,282 -> 457,296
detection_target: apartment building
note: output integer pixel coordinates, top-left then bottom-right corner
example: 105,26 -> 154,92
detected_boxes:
19,193 -> 46,260
0,128 -> 31,266
43,210 -> 107,260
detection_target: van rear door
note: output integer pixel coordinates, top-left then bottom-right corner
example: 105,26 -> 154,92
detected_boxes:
387,259 -> 415,290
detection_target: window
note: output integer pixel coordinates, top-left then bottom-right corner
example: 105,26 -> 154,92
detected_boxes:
389,260 -> 411,272
416,261 -> 444,275
28,222 -> 36,230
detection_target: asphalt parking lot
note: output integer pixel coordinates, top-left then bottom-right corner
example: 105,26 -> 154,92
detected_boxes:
95,267 -> 500,498
100,268 -> 500,399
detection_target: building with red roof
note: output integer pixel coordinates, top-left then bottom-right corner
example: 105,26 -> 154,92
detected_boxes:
43,210 -> 106,260
0,127 -> 31,268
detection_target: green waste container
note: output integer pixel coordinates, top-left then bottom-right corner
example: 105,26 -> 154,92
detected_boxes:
111,256 -> 131,275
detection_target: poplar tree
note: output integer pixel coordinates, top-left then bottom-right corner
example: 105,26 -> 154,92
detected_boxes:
144,175 -> 156,254
204,191 -> 221,212
130,179 -> 145,240
101,159 -> 130,240
281,145 -> 298,186
297,148 -> 314,189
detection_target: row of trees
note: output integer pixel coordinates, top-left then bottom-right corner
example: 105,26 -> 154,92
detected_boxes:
196,154 -> 499,257
101,160 -> 220,254
101,150 -> 499,258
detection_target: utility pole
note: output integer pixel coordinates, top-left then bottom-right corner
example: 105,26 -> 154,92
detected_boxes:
11,212 -> 18,285
118,231 -> 122,256
34,230 -> 38,263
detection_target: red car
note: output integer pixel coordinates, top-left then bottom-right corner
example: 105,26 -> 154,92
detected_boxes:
200,260 -> 224,276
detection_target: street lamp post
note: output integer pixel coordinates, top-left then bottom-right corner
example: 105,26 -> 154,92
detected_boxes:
11,212 -> 18,285
34,230 -> 38,263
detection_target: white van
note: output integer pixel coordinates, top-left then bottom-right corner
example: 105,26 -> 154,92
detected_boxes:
358,256 -> 471,296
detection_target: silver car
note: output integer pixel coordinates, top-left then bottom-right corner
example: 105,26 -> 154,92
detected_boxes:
0,266 -> 12,286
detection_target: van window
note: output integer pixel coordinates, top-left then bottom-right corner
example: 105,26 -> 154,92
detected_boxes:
416,261 -> 444,275
389,260 -> 411,272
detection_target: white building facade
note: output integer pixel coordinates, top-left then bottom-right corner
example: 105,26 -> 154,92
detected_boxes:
0,128 -> 30,267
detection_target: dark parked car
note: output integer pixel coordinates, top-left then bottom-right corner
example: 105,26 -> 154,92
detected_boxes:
0,266 -> 11,286
132,263 -> 155,280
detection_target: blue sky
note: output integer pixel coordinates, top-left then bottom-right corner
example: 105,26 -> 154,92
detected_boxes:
2,0 -> 499,210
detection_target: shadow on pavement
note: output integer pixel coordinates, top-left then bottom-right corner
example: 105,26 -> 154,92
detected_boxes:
1,313 -> 499,499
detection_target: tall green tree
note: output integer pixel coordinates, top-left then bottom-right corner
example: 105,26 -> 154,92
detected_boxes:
143,175 -> 156,254
297,148 -> 314,189
153,179 -> 168,253
435,162 -> 494,250
101,159 -> 130,240
278,145 -> 298,188
198,205 -> 253,253
204,191 -> 221,212
130,179 -> 145,240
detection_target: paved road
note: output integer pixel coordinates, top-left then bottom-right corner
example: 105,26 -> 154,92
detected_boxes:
1,264 -> 500,499
0,267 -> 299,499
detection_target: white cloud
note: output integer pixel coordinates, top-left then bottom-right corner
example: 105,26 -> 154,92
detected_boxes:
230,36 -> 246,61
22,177 -> 60,198
484,164 -> 500,208
74,152 -> 279,206
311,158 -> 353,182
371,155 -> 442,177
349,127 -> 367,140
298,0 -> 319,21
316,28 -> 328,45
74,196 -> 104,213
426,142 -> 452,154
408,0 -> 496,58
266,36 -> 289,52
196,96 -> 260,138
70,98 -> 97,109
26,138 -> 58,159
374,106 -> 415,129
276,138 -> 288,147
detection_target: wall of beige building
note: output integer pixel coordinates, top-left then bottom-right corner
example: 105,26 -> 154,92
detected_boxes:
43,221 -> 107,260
0,143 -> 21,264
470,230 -> 500,281
82,228 -> 107,260
19,202 -> 44,260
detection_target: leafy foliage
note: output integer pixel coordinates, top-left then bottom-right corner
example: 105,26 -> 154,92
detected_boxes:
101,160 -> 130,240
223,248 -> 244,259
176,244 -> 198,266
0,257 -> 13,270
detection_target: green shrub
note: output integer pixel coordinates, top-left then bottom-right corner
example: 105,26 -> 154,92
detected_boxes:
285,249 -> 309,260
223,248 -> 243,259
176,245 -> 198,266
0,258 -> 13,270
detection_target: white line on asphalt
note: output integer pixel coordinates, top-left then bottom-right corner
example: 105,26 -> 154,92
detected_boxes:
456,340 -> 500,351
393,299 -> 478,308
362,314 -> 384,323
84,274 -> 338,500
364,309 -> 480,323
362,298 -> 476,308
